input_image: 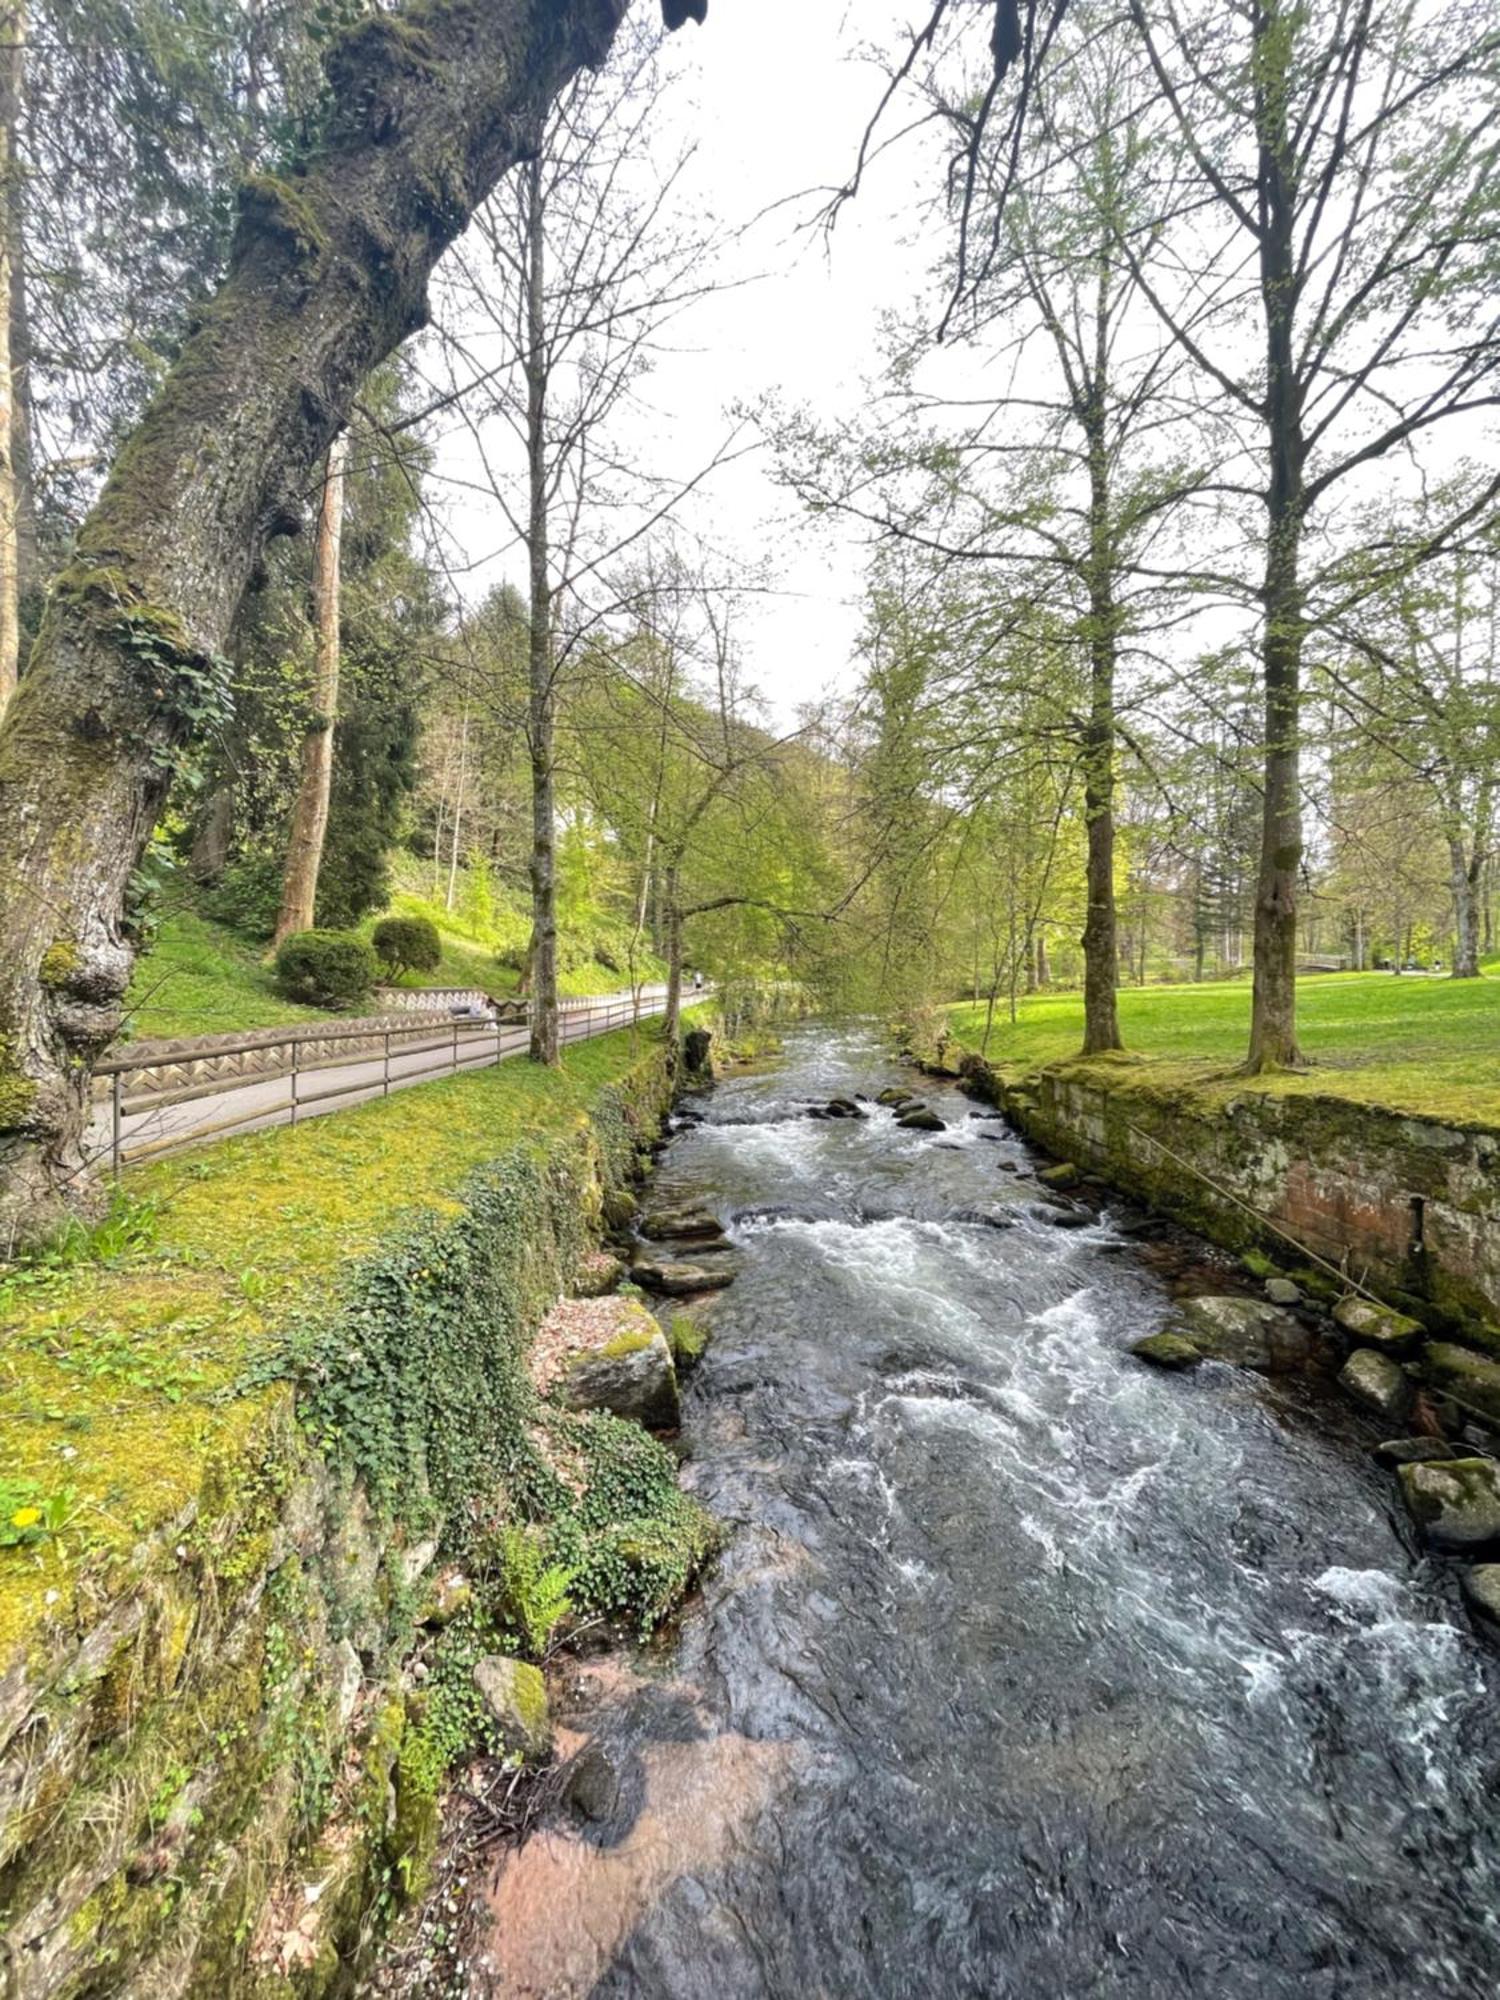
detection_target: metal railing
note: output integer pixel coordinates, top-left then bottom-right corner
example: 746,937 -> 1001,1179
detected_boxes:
92,985 -> 683,1174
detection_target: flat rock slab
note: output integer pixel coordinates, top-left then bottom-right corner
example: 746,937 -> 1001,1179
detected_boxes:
638,1206 -> 726,1244
1398,1456 -> 1500,1551
633,1257 -> 739,1296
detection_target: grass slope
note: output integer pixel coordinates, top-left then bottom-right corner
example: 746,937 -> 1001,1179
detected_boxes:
950,969 -> 1500,1125
0,1015 -> 687,1663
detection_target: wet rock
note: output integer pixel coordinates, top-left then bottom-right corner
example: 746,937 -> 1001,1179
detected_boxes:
602,1188 -> 638,1231
1131,1332 -> 1202,1371
1033,1202 -> 1091,1230
1338,1349 -> 1412,1422
977,1131 -> 1008,1143
996,1160 -> 1021,1174
1112,1216 -> 1159,1238
947,1205 -> 1016,1230
805,1104 -> 832,1119
1037,1162 -> 1080,1189
1175,1295 -> 1309,1372
824,1097 -> 866,1119
1372,1437 -> 1467,1467
1333,1297 -> 1423,1356
896,1109 -> 946,1132
473,1656 -> 552,1762
1265,1278 -> 1302,1306
1421,1342 -> 1500,1425
639,1205 -> 726,1245
1460,1565 -> 1500,1629
731,1203 -> 824,1225
563,1325 -> 681,1429
967,1109 -> 1005,1121
633,1257 -> 738,1297
876,1087 -> 915,1107
563,1742 -> 620,1822
1398,1457 -> 1500,1552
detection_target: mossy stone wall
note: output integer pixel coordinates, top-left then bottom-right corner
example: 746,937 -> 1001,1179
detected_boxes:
0,1048 -> 678,1997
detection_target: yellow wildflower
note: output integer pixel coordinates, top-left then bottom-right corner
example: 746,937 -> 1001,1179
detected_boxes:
10,1507 -> 41,1529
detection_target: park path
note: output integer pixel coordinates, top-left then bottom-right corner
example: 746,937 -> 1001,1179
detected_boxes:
85,986 -> 677,1171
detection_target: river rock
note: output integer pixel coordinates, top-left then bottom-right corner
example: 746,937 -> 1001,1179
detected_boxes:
1264,1277 -> 1302,1306
876,1087 -> 915,1107
1037,1162 -> 1079,1189
1174,1295 -> 1309,1372
947,1205 -> 1016,1230
1398,1457 -> 1500,1551
633,1256 -> 738,1296
601,1188 -> 638,1231
562,1324 -> 681,1429
638,1205 -> 726,1245
562,1742 -> 620,1822
1419,1342 -> 1500,1425
1333,1297 -> 1424,1355
1131,1332 -> 1202,1371
896,1109 -> 946,1132
574,1250 -> 626,1298
1460,1564 -> 1500,1629
1338,1348 -> 1412,1421
1034,1202 -> 1092,1230
472,1656 -> 552,1762
824,1097 -> 866,1119
1372,1437 -> 1466,1467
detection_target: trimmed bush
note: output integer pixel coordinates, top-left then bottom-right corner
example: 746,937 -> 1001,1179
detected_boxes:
274,928 -> 377,1009
372,914 -> 442,980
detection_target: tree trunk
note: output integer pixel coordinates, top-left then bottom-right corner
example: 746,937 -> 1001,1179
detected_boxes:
274,431 -> 347,945
661,863 -> 682,1063
1034,931 -> 1049,988
189,782 -> 236,883
1450,837 -> 1482,978
1245,30 -> 1305,1073
0,0 -> 23,719
523,155 -> 558,1068
0,0 -> 627,1241
1079,410 -> 1123,1055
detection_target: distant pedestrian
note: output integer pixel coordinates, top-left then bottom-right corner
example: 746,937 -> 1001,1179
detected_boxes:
693,968 -> 704,992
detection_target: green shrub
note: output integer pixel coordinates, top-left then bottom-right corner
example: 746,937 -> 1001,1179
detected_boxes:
372,914 -> 442,980
274,928 -> 377,1009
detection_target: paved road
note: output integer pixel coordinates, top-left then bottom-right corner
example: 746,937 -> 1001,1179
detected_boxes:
87,987 -> 678,1170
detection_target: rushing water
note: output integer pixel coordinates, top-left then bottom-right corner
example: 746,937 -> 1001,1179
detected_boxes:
471,1024 -> 1500,1999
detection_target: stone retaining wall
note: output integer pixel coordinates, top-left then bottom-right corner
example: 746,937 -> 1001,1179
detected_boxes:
971,1055 -> 1500,1340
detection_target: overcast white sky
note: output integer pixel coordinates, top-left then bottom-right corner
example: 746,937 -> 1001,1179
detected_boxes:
420,0 -> 948,722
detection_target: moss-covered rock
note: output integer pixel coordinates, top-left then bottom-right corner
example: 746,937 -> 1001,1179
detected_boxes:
1420,1342 -> 1500,1425
1398,1457 -> 1500,1551
564,1325 -> 681,1431
1334,1297 -> 1423,1355
472,1655 -> 552,1763
1338,1348 -> 1413,1421
1130,1332 -> 1202,1371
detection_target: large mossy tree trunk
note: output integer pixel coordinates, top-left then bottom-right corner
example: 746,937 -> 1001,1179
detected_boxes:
0,0 -> 630,1245
274,431 -> 347,946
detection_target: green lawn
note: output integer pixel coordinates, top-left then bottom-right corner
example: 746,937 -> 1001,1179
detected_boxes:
949,968 -> 1500,1125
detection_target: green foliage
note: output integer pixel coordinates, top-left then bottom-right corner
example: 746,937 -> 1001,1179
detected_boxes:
488,1525 -> 574,1658
274,928 -> 378,1010
200,854 -> 286,941
371,915 -> 442,980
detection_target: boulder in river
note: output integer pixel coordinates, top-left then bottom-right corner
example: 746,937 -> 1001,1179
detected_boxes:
947,1205 -> 1016,1230
563,1321 -> 681,1429
633,1255 -> 738,1296
1037,1162 -> 1080,1189
1372,1436 -> 1466,1467
1460,1564 -> 1500,1630
824,1097 -> 866,1119
876,1087 -> 914,1107
1131,1332 -> 1202,1371
1333,1296 -> 1424,1355
1175,1295 -> 1309,1372
1338,1348 -> 1412,1422
1419,1342 -> 1500,1425
1398,1456 -> 1500,1551
1031,1201 -> 1091,1230
896,1108 -> 946,1132
473,1656 -> 552,1762
639,1205 -> 727,1245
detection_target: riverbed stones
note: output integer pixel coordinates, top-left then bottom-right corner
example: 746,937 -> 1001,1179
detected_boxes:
823,1097 -> 866,1119
896,1108 -> 946,1132
1372,1436 -> 1467,1467
1173,1295 -> 1309,1372
633,1256 -> 738,1296
1338,1348 -> 1413,1422
1333,1297 -> 1424,1355
876,1087 -> 914,1107
1398,1457 -> 1500,1551
472,1656 -> 552,1762
1420,1342 -> 1500,1425
1131,1332 -> 1202,1371
638,1204 -> 726,1245
1037,1162 -> 1080,1189
563,1324 -> 681,1429
1264,1277 -> 1302,1306
1460,1564 -> 1500,1629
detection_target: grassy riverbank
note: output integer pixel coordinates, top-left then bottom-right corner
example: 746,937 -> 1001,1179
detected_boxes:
0,1016 -> 687,1664
949,967 -> 1500,1125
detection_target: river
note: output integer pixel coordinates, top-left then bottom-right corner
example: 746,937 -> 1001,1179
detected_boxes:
467,1023 -> 1500,1998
